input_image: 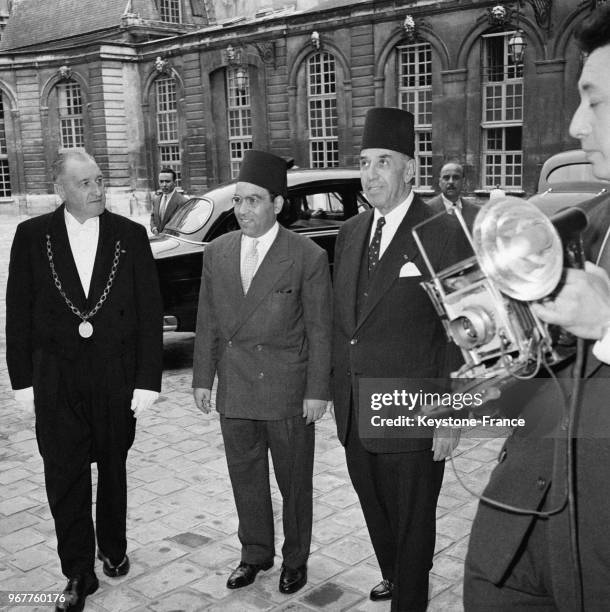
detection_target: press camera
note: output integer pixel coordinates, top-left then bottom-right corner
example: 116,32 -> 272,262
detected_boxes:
412,197 -> 587,403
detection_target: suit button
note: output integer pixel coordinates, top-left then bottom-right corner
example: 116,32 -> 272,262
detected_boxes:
350,339 -> 358,345
256,345 -> 263,351
363,292 -> 368,298
227,341 -> 232,347
258,372 -> 264,379
536,477 -> 546,490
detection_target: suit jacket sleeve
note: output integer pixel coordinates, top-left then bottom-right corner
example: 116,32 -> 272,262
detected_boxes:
301,246 -> 332,400
5,223 -> 34,390
132,223 -> 164,391
192,245 -> 219,389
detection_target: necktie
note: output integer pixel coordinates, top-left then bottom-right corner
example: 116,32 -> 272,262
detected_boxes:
368,217 -> 386,272
241,239 -> 259,294
160,194 -> 168,220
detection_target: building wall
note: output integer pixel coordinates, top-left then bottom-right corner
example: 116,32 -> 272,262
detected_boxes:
0,0 -> 599,212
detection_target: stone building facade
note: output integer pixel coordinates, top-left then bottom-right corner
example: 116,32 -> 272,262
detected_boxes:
0,0 -> 602,213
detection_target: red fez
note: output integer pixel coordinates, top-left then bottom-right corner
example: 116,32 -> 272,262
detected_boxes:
361,107 -> 415,158
237,150 -> 288,197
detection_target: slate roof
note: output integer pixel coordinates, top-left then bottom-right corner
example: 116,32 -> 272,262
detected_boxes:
0,0 -> 159,51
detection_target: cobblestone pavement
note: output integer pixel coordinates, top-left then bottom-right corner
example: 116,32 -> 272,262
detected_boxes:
0,211 -> 506,611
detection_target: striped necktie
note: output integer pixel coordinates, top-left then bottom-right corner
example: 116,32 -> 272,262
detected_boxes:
241,239 -> 259,294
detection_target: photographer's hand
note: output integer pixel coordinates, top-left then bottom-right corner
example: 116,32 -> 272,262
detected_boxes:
531,262 -> 610,340
432,426 -> 461,461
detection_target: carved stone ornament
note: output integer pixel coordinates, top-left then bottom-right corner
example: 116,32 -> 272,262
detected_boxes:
488,5 -> 510,26
57,65 -> 72,81
154,56 -> 170,74
403,15 -> 416,42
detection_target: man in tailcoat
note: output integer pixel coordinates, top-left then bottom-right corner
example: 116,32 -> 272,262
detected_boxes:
464,6 -> 610,610
6,149 -> 163,611
426,161 -> 480,230
150,167 -> 187,234
192,149 -> 331,595
331,107 -> 463,612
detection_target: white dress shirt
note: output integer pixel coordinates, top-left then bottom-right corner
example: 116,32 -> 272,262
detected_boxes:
240,222 -> 279,277
441,194 -> 463,212
64,209 -> 99,297
369,191 -> 414,259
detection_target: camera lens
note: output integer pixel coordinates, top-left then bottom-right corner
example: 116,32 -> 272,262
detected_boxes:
450,307 -> 496,349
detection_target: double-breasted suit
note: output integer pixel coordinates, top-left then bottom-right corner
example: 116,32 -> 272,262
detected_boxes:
150,190 -> 187,233
193,225 -> 331,568
332,195 -> 464,611
6,205 -> 163,578
464,193 -> 610,611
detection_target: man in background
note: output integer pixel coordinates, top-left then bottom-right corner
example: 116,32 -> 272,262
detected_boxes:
150,167 -> 187,234
427,161 -> 480,229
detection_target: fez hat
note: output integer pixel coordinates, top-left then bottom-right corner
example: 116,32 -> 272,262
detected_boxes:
237,149 -> 288,197
361,107 -> 415,158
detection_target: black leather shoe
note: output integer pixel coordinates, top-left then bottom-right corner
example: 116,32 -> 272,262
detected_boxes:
370,578 -> 394,601
226,560 -> 273,589
55,574 -> 99,612
97,549 -> 130,577
279,564 -> 307,594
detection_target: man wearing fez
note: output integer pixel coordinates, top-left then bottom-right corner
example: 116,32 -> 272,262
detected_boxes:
465,6 -> 610,610
331,108 -> 462,611
6,149 -> 163,611
192,149 -> 331,594
427,161 -> 480,229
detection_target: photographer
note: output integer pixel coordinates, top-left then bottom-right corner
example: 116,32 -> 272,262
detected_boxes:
464,6 -> 610,611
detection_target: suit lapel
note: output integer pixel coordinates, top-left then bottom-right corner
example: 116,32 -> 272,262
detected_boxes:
355,196 -> 429,332
87,210 -> 120,309
228,227 -> 293,338
48,205 -> 87,310
336,211 -> 372,332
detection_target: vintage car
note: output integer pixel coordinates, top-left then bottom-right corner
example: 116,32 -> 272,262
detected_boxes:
528,149 -> 610,262
151,168 -> 369,332
529,149 -> 609,217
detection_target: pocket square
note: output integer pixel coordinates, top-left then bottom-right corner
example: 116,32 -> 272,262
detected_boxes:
399,262 -> 421,277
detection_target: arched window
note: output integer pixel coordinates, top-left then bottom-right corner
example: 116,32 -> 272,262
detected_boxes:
155,76 -> 181,184
398,42 -> 432,189
227,66 -> 253,178
307,52 -> 338,168
481,32 -> 523,189
0,95 -> 11,197
57,81 -> 84,149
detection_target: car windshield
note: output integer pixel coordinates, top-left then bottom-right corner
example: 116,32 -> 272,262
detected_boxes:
164,198 -> 214,234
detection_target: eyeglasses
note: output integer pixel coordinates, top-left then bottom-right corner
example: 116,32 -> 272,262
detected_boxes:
231,195 -> 265,208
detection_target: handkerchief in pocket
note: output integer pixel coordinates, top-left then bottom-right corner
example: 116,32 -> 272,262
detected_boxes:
399,261 -> 421,277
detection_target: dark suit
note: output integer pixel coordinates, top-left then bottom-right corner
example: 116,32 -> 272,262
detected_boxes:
464,194 -> 610,611
5,205 -> 163,578
150,190 -> 187,233
426,194 -> 481,230
332,195 -> 463,611
193,226 -> 331,567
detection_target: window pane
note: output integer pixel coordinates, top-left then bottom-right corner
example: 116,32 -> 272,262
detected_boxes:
160,0 -> 181,23
398,42 -> 432,188
308,52 -> 339,168
156,77 -> 181,183
58,82 -> 84,149
227,67 -> 252,178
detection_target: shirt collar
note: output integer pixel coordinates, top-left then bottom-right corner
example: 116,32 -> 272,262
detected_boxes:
64,208 -> 100,232
372,190 -> 414,227
441,194 -> 462,211
242,221 -> 279,250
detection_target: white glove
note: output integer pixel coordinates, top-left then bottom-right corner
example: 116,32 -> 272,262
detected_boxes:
15,387 -> 35,416
130,389 -> 159,418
